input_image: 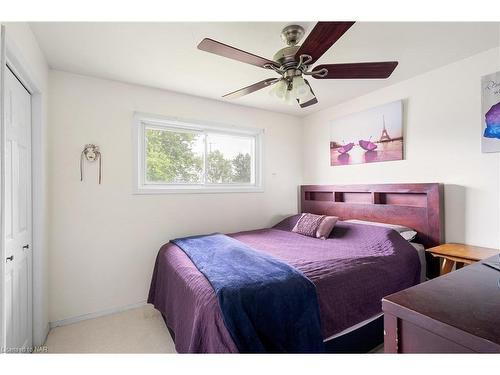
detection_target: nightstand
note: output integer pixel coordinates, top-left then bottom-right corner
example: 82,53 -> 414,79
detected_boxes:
426,243 -> 499,275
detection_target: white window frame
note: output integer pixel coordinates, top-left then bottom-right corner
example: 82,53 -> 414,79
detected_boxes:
133,112 -> 264,194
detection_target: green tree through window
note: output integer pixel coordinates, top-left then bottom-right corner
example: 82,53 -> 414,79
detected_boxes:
232,153 -> 252,183
146,129 -> 203,183
207,150 -> 233,183
143,126 -> 255,186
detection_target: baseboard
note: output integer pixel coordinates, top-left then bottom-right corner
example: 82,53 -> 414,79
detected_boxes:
41,323 -> 50,345
49,301 -> 147,329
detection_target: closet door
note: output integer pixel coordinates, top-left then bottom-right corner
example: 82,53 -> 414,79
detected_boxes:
0,23 -> 5,350
1,25 -> 33,352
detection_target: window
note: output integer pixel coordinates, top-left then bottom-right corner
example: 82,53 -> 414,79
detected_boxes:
133,113 -> 263,193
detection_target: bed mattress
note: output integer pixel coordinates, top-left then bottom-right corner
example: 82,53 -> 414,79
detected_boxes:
148,221 -> 421,353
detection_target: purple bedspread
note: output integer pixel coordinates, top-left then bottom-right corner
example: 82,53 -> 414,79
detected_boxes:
148,221 -> 420,353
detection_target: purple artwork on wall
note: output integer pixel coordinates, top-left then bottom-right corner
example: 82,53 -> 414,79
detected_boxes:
329,100 -> 404,166
484,101 -> 500,139
481,71 -> 500,153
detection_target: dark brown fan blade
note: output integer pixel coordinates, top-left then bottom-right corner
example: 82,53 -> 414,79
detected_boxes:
312,62 -> 398,79
295,22 -> 355,64
223,78 -> 279,99
198,38 -> 279,69
298,80 -> 318,108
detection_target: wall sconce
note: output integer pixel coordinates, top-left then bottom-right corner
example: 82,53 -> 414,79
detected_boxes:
80,144 -> 102,184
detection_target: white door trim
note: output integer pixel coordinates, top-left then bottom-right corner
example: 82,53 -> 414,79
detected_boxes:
0,24 -> 6,352
1,25 -> 47,348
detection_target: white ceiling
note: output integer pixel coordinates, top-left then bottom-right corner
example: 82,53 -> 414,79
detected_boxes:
30,22 -> 499,116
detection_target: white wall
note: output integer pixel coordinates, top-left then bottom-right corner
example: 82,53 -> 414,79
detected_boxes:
3,22 -> 50,346
48,71 -> 302,322
302,47 -> 500,249
46,44 -> 500,324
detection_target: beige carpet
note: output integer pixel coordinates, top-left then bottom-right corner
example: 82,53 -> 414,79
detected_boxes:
44,304 -> 177,353
44,304 -> 384,354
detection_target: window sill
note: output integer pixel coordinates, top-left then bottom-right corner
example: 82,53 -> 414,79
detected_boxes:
133,185 -> 264,195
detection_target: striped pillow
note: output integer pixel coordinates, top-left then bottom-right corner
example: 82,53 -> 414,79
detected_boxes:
292,213 -> 338,239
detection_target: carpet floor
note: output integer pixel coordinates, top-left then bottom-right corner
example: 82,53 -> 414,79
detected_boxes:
44,305 -> 176,353
44,304 -> 384,354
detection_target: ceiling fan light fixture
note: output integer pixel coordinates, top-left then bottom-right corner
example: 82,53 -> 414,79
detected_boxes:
292,76 -> 310,99
284,87 -> 297,106
270,75 -> 314,105
298,86 -> 316,105
269,79 -> 287,99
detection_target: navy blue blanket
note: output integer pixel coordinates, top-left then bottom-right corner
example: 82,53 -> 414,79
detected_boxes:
172,233 -> 324,353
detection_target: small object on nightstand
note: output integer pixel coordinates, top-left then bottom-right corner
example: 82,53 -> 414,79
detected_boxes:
426,243 -> 499,276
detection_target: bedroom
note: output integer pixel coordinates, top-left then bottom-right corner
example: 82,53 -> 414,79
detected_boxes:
1,0 -> 499,373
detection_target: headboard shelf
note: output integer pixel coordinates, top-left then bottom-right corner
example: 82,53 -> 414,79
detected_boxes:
301,183 -> 444,249
304,191 -> 334,202
306,190 -> 429,207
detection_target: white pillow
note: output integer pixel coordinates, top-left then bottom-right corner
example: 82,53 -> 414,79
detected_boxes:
344,219 -> 417,241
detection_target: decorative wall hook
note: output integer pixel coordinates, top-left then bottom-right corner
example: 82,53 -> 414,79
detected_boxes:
80,144 -> 102,184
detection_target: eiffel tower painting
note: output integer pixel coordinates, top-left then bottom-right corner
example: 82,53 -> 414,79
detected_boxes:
379,115 -> 392,142
330,100 -> 403,166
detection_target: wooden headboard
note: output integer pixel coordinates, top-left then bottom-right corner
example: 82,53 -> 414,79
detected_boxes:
301,183 -> 444,250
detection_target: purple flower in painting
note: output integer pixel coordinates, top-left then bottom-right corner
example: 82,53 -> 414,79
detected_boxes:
484,101 -> 500,139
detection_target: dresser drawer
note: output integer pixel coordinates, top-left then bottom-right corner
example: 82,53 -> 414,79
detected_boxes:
384,313 -> 474,353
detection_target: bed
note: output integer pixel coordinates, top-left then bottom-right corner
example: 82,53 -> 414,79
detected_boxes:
148,183 -> 443,353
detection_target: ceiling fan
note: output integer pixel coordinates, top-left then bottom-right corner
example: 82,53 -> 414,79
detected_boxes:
197,22 -> 398,108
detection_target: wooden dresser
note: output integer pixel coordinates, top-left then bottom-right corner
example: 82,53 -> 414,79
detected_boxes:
382,255 -> 500,353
